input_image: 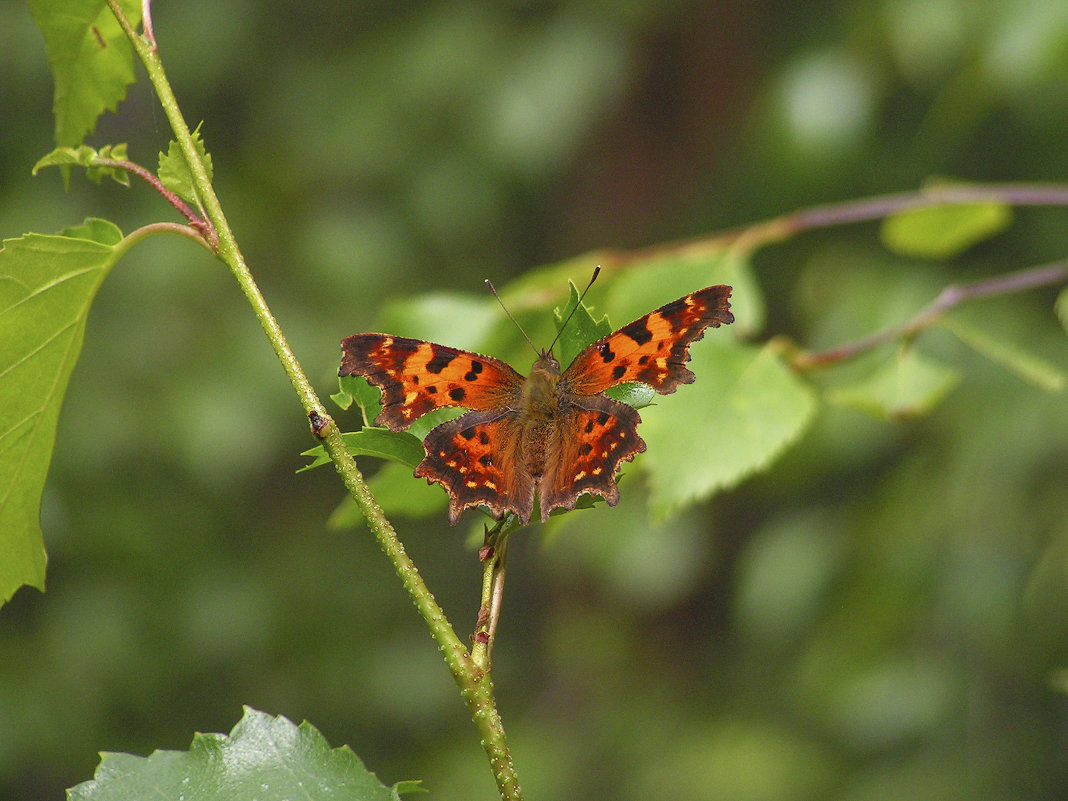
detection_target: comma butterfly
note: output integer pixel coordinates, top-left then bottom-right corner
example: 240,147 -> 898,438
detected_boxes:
340,284 -> 734,524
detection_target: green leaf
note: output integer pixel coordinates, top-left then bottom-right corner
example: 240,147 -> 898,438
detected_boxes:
300,429 -> 427,473
640,342 -> 817,519
27,0 -> 143,147
606,381 -> 657,409
159,123 -> 214,206
59,218 -> 125,246
335,374 -> 385,424
67,707 -> 420,801
554,279 -> 612,368
406,406 -> 467,440
33,143 -> 132,186
826,348 -> 961,419
0,220 -> 125,604
880,202 -> 1012,259
941,317 -> 1066,392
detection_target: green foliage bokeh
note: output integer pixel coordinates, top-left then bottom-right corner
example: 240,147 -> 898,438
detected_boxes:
2,1 -> 1068,800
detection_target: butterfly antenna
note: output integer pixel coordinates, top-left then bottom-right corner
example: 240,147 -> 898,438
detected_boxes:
485,278 -> 541,358
544,265 -> 601,356
486,266 -> 601,357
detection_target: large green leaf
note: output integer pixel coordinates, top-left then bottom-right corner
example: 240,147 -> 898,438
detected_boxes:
67,707 -> 422,801
640,342 -> 817,519
27,0 -> 143,147
0,220 -> 124,603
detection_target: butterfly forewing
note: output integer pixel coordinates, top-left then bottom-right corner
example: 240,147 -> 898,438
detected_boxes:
561,285 -> 734,396
340,334 -> 524,431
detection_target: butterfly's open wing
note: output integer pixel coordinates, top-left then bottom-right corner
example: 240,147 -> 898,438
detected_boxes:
538,395 -> 646,521
340,334 -> 523,431
561,285 -> 734,396
415,410 -> 535,524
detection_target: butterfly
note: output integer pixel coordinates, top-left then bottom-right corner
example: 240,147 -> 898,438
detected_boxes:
340,284 -> 734,525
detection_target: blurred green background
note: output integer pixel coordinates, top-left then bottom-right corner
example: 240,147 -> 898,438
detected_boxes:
3,1 -> 1068,799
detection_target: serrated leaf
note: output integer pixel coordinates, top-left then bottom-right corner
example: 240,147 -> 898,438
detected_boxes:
605,381 -> 656,409
300,429 -> 427,473
826,349 -> 961,419
406,406 -> 467,440
0,219 -> 125,604
58,218 -> 125,246
555,279 -> 612,368
941,317 -> 1066,392
33,144 -> 132,186
336,374 -> 385,424
27,0 -> 143,147
640,342 -> 816,519
159,123 -> 214,206
67,707 -> 419,801
880,202 -> 1012,259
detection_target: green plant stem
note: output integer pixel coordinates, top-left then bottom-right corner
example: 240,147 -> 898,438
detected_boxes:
472,531 -> 511,671
116,222 -> 216,256
105,3 -> 523,797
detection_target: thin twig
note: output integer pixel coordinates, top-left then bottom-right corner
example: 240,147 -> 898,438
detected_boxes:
95,157 -> 216,249
790,262 -> 1068,370
142,0 -> 157,51
788,184 -> 1068,232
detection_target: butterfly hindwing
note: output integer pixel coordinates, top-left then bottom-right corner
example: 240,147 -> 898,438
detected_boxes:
340,334 -> 524,431
561,285 -> 734,396
538,395 -> 646,520
415,409 -> 534,524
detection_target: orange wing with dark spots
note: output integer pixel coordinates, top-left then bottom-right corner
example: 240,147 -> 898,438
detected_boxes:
414,409 -> 532,524
560,285 -> 734,396
340,334 -> 524,431
537,395 -> 646,520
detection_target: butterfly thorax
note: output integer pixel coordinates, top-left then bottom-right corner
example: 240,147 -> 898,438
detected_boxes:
520,352 -> 563,422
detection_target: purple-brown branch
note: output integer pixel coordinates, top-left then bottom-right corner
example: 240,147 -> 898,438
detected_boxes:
142,0 -> 157,52
786,184 -> 1068,232
791,262 -> 1068,370
97,157 -> 218,250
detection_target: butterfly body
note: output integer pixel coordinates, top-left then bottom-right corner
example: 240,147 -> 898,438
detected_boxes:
341,285 -> 734,524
